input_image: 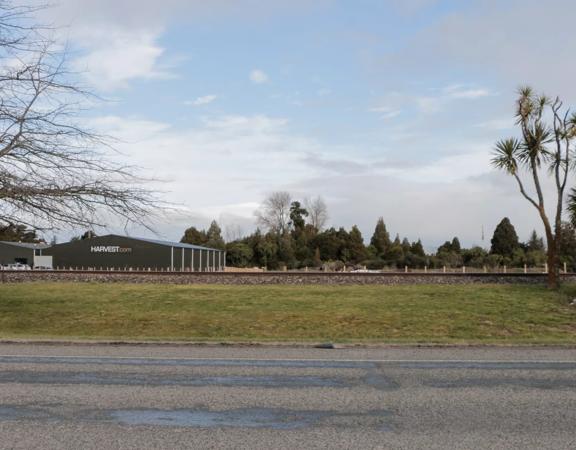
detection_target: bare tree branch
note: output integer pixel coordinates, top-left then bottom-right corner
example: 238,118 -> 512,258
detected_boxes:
255,191 -> 292,234
0,1 -> 161,231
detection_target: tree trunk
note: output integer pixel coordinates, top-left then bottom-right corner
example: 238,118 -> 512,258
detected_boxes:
546,235 -> 559,289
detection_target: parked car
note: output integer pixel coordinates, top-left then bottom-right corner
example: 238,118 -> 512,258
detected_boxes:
4,263 -> 31,270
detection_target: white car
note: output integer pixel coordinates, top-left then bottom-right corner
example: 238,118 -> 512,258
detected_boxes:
6,263 -> 31,270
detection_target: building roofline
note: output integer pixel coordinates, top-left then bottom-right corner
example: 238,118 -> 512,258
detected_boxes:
72,234 -> 223,252
0,241 -> 50,249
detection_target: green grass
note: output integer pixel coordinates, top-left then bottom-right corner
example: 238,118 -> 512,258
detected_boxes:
0,282 -> 575,344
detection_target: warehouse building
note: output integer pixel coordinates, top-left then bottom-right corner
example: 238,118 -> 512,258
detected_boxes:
0,241 -> 51,267
43,234 -> 225,271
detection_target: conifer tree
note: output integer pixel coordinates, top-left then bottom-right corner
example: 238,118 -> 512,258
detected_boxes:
370,217 -> 391,257
206,220 -> 226,250
181,226 -> 207,246
526,230 -> 545,252
490,217 -> 519,258
348,225 -> 367,263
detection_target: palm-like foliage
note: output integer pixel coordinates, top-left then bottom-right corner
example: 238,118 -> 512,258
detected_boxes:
492,138 -> 520,174
568,188 -> 576,228
492,86 -> 575,289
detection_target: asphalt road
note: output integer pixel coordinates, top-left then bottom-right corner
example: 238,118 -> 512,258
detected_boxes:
0,345 -> 575,449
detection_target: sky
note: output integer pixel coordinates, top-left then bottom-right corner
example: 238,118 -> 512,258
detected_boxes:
35,0 -> 576,249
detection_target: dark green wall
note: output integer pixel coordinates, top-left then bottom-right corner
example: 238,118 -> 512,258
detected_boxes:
0,243 -> 35,266
43,235 -> 223,271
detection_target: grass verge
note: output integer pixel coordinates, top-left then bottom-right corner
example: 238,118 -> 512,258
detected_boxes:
0,283 -> 575,344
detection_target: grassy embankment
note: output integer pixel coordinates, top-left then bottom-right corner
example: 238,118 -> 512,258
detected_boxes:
0,283 -> 575,344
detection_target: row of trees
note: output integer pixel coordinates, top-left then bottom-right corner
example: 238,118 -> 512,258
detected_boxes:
0,2 -> 573,287
179,194 -> 576,271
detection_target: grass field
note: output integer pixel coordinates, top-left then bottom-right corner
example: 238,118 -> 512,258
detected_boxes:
0,282 -> 575,344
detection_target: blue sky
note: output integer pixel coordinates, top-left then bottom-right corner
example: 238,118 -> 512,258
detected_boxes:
38,0 -> 576,248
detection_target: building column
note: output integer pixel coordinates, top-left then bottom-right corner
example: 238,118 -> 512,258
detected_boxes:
191,248 -> 195,272
170,247 -> 174,271
181,248 -> 185,271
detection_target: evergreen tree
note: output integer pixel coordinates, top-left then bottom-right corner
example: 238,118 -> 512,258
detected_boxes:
370,217 -> 391,257
437,240 -> 453,254
225,242 -> 253,267
526,230 -> 545,252
205,220 -> 225,250
400,237 -> 411,255
277,232 -> 296,269
181,226 -> 207,246
557,223 -> 576,271
257,232 -> 279,269
313,227 -> 340,261
0,224 -> 40,242
436,238 -> 463,267
386,239 -> 405,267
451,237 -> 461,253
348,225 -> 367,263
289,201 -> 308,232
490,217 -> 519,257
410,239 -> 425,257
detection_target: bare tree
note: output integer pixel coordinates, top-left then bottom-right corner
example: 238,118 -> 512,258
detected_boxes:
224,223 -> 244,242
0,1 -> 158,231
492,87 -> 576,289
304,195 -> 328,231
255,191 -> 292,234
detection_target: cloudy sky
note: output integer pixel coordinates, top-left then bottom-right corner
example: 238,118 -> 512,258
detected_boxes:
38,0 -> 576,248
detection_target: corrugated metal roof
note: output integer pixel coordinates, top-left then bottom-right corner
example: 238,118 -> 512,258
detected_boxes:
107,235 -> 222,252
0,241 -> 50,249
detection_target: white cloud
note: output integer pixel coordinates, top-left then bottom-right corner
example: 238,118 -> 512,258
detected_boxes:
36,0 -> 324,91
475,118 -> 515,131
369,106 -> 402,120
86,111 -> 548,247
72,27 -> 172,91
369,106 -> 402,119
395,149 -> 492,183
383,0 -> 576,100
186,95 -> 218,106
442,84 -> 493,99
415,84 -> 494,113
249,69 -> 269,84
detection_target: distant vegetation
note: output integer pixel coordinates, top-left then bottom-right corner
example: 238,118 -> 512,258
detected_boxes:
178,192 -> 576,271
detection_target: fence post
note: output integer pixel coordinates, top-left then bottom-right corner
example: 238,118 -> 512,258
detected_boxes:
443,266 -> 446,273
483,266 -> 487,273
503,265 -> 507,274
404,266 -> 408,273
524,264 -> 527,274
462,266 -> 466,274
564,262 -> 567,274
544,263 -> 548,273
424,266 -> 427,273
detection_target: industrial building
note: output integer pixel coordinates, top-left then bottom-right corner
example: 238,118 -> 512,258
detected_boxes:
0,241 -> 51,267
1,235 -> 225,271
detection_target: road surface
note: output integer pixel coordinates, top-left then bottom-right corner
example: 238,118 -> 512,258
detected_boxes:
0,344 -> 575,449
